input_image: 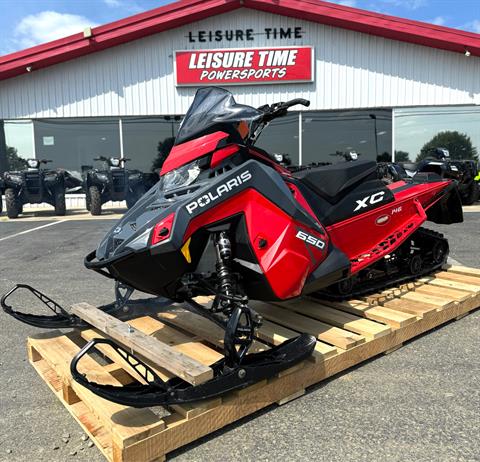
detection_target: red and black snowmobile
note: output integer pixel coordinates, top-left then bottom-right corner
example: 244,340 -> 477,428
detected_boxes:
2,87 -> 463,407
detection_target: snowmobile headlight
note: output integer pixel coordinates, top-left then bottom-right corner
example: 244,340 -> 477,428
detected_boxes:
110,158 -> 120,167
161,160 -> 201,192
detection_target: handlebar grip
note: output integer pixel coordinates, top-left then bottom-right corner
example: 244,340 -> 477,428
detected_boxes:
284,98 -> 310,109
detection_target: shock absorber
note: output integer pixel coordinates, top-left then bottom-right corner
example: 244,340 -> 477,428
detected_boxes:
214,232 -> 235,313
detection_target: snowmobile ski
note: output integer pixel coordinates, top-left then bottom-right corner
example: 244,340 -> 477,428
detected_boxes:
70,333 -> 316,407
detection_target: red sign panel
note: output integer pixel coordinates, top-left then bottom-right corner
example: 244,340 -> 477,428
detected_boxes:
175,46 -> 314,86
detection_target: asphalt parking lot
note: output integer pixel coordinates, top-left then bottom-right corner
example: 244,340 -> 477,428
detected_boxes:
0,212 -> 479,462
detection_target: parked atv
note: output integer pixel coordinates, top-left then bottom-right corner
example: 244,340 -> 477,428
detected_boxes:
2,87 -> 463,408
449,159 -> 479,205
83,157 -> 145,216
399,148 -> 479,205
2,159 -> 66,219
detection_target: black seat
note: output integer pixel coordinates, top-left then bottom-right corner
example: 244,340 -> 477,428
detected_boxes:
293,160 -> 378,204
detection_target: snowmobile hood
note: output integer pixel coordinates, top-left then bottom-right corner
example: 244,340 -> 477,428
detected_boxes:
91,158 -> 321,269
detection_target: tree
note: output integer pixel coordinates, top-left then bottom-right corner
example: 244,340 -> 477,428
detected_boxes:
6,146 -> 27,171
394,150 -> 410,162
151,137 -> 175,172
417,131 -> 478,162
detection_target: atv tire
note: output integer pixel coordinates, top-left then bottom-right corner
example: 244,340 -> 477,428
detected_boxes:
462,182 -> 478,205
54,186 -> 66,216
89,186 -> 102,216
5,188 -> 22,219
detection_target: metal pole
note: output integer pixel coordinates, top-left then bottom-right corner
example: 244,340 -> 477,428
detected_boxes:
0,120 -> 8,174
119,118 -> 124,158
369,114 -> 379,159
391,108 -> 395,162
298,111 -> 303,166
31,121 -> 36,158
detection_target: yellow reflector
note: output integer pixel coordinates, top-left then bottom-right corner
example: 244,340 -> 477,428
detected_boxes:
181,237 -> 192,263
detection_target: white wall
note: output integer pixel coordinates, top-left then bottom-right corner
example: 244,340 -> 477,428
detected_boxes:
1,8 -> 480,119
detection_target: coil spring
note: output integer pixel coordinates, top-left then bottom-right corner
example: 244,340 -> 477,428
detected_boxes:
215,232 -> 234,312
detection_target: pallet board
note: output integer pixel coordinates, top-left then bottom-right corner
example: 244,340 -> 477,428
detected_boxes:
27,266 -> 480,462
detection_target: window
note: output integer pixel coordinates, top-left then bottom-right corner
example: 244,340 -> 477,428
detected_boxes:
255,112 -> 300,165
2,120 -> 34,171
395,106 -> 480,162
302,109 -> 392,164
122,117 -> 181,172
34,118 -> 120,173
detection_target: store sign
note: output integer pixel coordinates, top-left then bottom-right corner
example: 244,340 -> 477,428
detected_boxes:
175,46 -> 314,86
187,27 -> 304,42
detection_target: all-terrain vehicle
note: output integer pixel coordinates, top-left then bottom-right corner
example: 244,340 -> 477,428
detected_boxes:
2,87 -> 463,407
449,159 -> 479,204
2,159 -> 66,218
397,148 -> 479,205
83,156 -> 146,215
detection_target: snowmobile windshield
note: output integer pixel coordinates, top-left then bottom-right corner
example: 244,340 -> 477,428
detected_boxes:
175,87 -> 263,145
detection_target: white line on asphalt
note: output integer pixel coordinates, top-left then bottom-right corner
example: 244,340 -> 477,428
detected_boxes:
0,220 -> 66,243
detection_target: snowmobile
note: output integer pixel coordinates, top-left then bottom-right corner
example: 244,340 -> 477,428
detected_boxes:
2,87 -> 463,408
2,158 -> 66,218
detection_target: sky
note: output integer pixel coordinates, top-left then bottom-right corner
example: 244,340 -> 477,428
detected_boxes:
0,0 -> 480,56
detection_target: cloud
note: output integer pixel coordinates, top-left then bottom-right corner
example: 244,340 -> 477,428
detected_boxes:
461,20 -> 480,33
329,0 -> 357,6
380,0 -> 427,10
428,16 -> 446,26
103,0 -> 143,13
13,11 -> 99,49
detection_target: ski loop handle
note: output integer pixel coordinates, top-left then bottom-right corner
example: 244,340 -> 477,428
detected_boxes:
0,284 -> 86,328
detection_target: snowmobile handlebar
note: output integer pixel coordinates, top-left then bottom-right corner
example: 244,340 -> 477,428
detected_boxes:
250,98 -> 310,144
258,98 -> 310,122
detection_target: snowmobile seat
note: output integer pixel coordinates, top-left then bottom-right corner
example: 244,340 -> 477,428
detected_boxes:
293,160 -> 378,204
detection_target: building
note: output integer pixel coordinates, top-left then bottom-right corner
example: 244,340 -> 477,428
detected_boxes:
1,0 -> 480,175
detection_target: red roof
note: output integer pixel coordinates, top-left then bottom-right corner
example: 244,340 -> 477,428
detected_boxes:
1,0 -> 479,81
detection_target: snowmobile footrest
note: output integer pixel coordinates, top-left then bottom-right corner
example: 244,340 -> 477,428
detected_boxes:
70,333 -> 317,407
1,284 -> 86,328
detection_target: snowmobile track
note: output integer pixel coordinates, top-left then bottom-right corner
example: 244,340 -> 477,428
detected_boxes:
26,265 -> 480,462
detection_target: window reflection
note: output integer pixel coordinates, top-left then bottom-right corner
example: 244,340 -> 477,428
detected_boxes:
122,117 -> 181,172
256,112 -> 299,165
302,110 -> 392,164
395,106 -> 480,162
3,120 -> 34,171
34,118 -> 120,175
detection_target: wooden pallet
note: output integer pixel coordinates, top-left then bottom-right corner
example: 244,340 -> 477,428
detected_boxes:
27,265 -> 480,462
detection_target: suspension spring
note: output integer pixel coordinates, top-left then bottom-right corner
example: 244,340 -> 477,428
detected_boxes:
214,232 -> 235,313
